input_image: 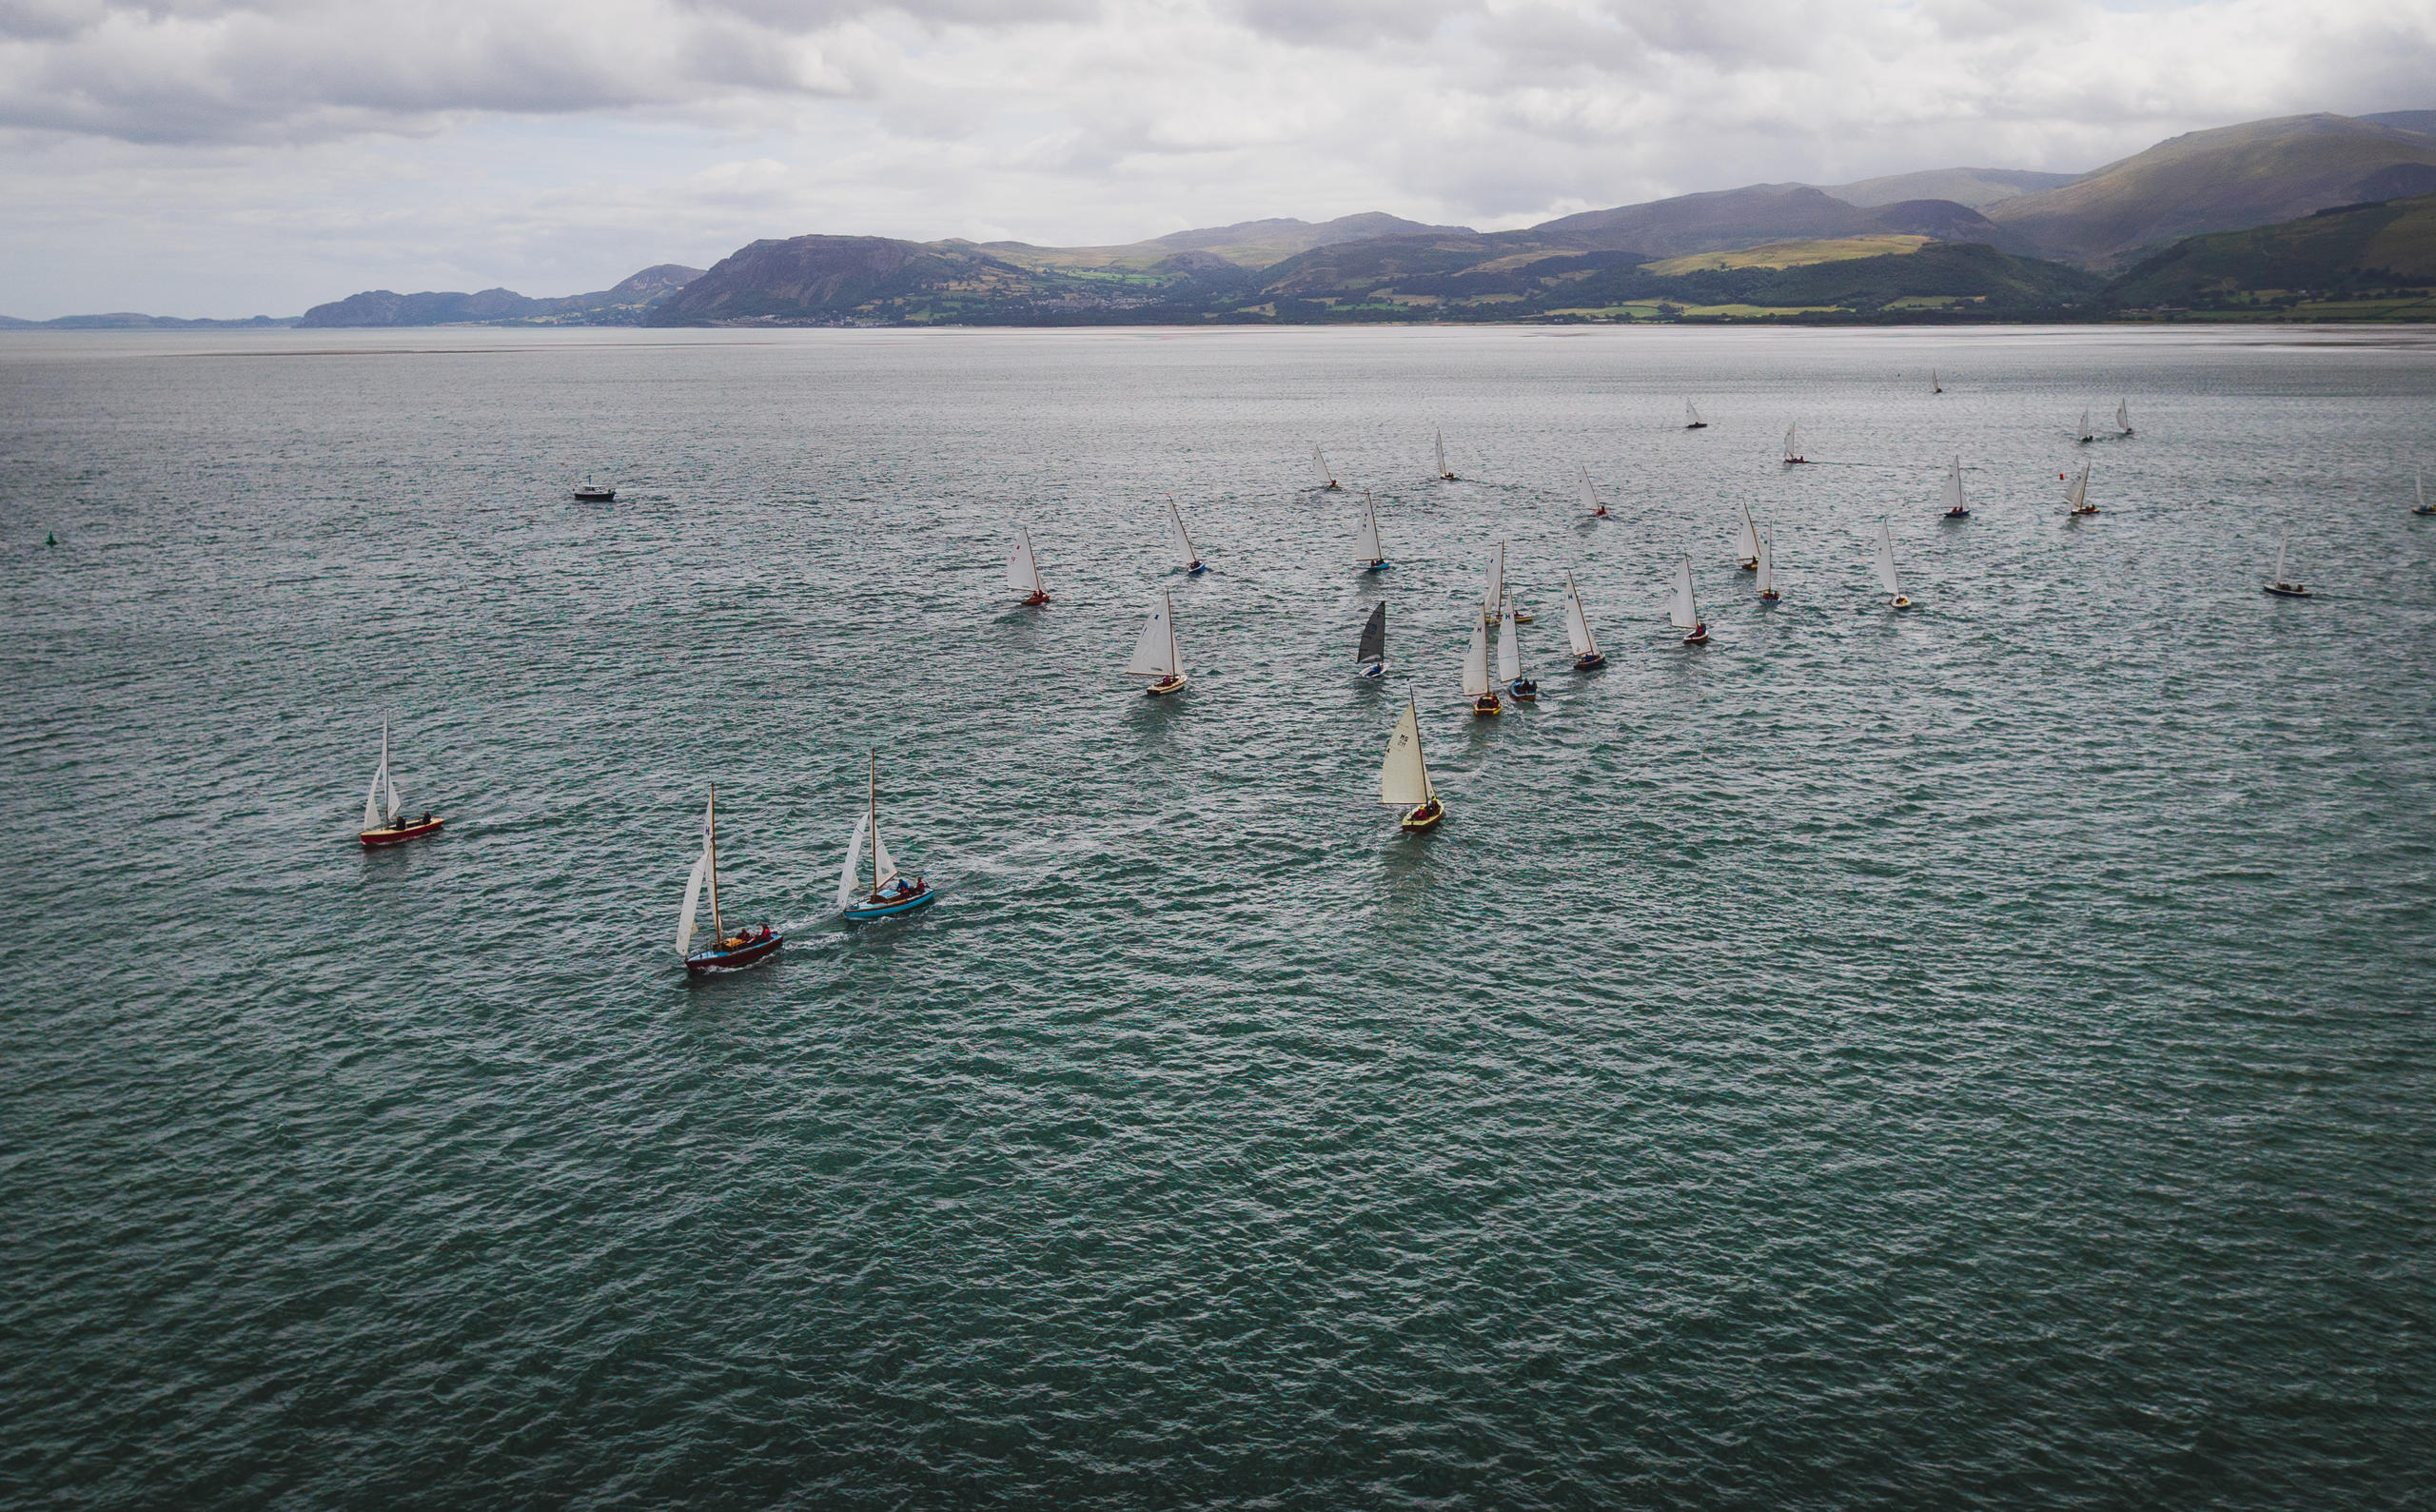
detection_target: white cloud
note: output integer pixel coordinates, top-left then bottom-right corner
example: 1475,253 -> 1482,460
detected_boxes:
0,0 -> 2430,314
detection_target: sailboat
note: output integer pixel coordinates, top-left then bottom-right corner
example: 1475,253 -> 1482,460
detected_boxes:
2066,461 -> 2096,516
1356,490 -> 1391,571
1311,445 -> 1342,491
572,481 -> 615,502
1007,525 -> 1051,605
1733,501 -> 1760,570
1165,496 -> 1208,576
1941,456 -> 1969,519
1874,520 -> 1912,609
1128,589 -> 1189,695
1382,692 -> 1444,832
2077,409 -> 2095,444
1581,465 -> 1609,518
837,752 -> 938,921
1357,600 -> 1387,679
1435,430 -> 1457,481
1500,601 -> 1537,702
1479,541 -> 1505,626
678,787 -> 781,975
1685,399 -> 1708,430
2415,467 -> 2434,516
1561,571 -> 1605,669
1783,421 -> 1809,464
1462,615 -> 1501,716
1671,556 -> 1707,644
1757,528 -> 1780,603
2115,398 -> 2134,437
2263,530 -> 2310,598
357,715 -> 442,846
1932,369 -> 1943,394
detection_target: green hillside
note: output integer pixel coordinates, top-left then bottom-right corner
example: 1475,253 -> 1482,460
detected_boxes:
2106,192 -> 2436,315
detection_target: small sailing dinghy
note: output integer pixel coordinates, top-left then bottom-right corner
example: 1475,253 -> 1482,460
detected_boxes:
1356,490 -> 1391,571
1942,456 -> 1969,519
2077,410 -> 2095,444
1783,421 -> 1809,465
1311,445 -> 1342,491
1128,589 -> 1189,696
1734,501 -> 1760,570
1932,369 -> 1943,394
2066,461 -> 2096,516
1435,430 -> 1458,481
1581,465 -> 1610,519
358,716 -> 442,846
1875,520 -> 1912,609
1382,692 -> 1444,832
837,752 -> 937,921
1671,556 -> 1707,644
1166,496 -> 1208,576
1500,600 -> 1537,702
1562,570 -> 1605,669
678,787 -> 781,975
2263,530 -> 2310,598
1757,528 -> 1781,603
572,481 -> 615,502
1685,399 -> 1708,430
2115,398 -> 2134,437
2413,467 -> 2431,516
1007,525 -> 1051,605
1358,600 -> 1387,679
1463,615 -> 1501,717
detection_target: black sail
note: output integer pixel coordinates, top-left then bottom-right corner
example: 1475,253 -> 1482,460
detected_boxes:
1357,601 -> 1386,664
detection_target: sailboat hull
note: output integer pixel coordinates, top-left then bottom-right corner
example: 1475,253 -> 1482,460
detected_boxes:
844,883 -> 937,922
1571,653 -> 1606,671
1363,560 -> 1393,573
1737,560 -> 1757,572
2263,584 -> 2310,599
1020,591 -> 1051,606
1399,799 -> 1444,833
1360,662 -> 1386,679
1185,562 -> 1209,576
1758,592 -> 1780,603
685,933 -> 783,974
1145,674 -> 1189,697
359,817 -> 443,847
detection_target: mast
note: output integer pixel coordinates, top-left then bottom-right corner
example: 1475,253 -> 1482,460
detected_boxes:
1562,571 -> 1597,658
2275,531 -> 2289,586
1435,431 -> 1447,477
1167,588 -> 1178,673
868,750 -> 878,900
707,784 -> 721,944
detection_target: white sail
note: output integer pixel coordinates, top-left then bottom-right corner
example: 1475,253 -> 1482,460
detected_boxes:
1481,541 -> 1505,623
1735,501 -> 1759,562
2115,398 -> 2131,433
1461,618 -> 1490,697
1942,456 -> 1964,514
2066,462 -> 2090,510
1875,520 -> 1902,597
1686,398 -> 1702,425
2274,530 -> 2289,585
363,753 -> 385,830
1355,493 -> 1384,562
1562,571 -> 1598,658
1932,368 -> 1940,391
1005,527 -> 1044,595
1165,498 -> 1200,570
1435,430 -> 1448,477
1757,529 -> 1775,596
1381,698 -> 1432,807
2419,468 -> 2426,511
1783,421 -> 1799,461
1578,466 -> 1600,515
1498,603 -> 1522,682
835,814 -> 869,910
2078,409 -> 2093,442
676,795 -> 714,954
871,820 -> 897,891
1125,593 -> 1178,677
1311,445 -> 1335,488
1669,556 -> 1699,630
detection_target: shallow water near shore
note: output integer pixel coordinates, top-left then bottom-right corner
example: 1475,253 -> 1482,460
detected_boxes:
3,323 -> 2434,1507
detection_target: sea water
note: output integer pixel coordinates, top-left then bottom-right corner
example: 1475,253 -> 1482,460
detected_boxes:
3,324 -> 2432,1506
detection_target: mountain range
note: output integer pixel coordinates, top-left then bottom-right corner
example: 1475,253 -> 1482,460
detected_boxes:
8,109 -> 2433,329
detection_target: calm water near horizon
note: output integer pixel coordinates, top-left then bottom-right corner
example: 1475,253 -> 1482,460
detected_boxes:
4,324 -> 2433,1506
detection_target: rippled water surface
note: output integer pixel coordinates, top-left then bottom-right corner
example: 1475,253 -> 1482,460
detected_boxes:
5,324 -> 2434,1507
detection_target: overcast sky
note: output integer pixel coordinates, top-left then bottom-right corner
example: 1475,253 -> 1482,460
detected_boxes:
3,0 -> 2431,317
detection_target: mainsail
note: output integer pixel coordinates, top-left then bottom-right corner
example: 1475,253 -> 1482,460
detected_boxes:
1562,571 -> 1598,658
1461,618 -> 1490,697
835,814 -> 869,911
1357,601 -> 1386,666
1481,542 -> 1505,624
1757,529 -> 1775,597
1875,520 -> 1902,597
1126,591 -> 1184,678
1005,528 -> 1045,595
2115,398 -> 2132,434
1783,422 -> 1800,461
1381,697 -> 1433,807
1686,399 -> 1703,425
1166,498 -> 1201,571
1578,466 -> 1600,515
1310,446 -> 1336,488
1942,457 -> 1965,514
1435,431 -> 1449,478
1498,603 -> 1522,683
1355,492 -> 1384,563
2066,462 -> 2091,511
676,794 -> 714,955
1735,502 -> 1759,564
1670,557 -> 1699,630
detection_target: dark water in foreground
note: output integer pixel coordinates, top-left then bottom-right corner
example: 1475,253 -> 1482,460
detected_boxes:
3,324 -> 2433,1507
